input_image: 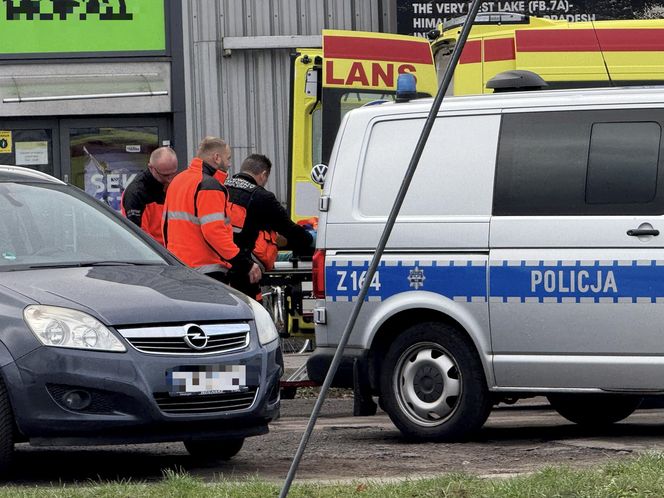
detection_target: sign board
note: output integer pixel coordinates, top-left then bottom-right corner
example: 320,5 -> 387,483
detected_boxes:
0,131 -> 12,153
0,0 -> 166,56
322,30 -> 437,92
396,0 -> 651,36
15,141 -> 48,166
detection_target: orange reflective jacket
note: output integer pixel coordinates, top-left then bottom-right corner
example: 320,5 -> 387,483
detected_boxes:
162,158 -> 252,275
253,230 -> 279,271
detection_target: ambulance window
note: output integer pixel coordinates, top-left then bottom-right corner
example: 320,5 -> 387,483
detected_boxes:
339,92 -> 395,122
434,42 -> 454,95
586,122 -> 661,205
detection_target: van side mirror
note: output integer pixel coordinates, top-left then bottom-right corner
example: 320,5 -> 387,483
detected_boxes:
310,163 -> 328,186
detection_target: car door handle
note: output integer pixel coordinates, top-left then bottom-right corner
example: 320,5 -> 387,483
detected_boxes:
627,229 -> 660,236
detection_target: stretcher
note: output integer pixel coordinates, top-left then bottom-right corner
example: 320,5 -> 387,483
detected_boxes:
261,255 -> 318,398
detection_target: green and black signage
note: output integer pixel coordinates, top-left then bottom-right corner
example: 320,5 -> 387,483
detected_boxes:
0,0 -> 166,56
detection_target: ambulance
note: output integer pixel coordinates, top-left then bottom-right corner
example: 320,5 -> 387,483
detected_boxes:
432,12 -> 664,95
269,31 -> 438,351
289,31 -> 439,223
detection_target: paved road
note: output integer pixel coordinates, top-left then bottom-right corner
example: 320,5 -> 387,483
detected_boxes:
9,396 -> 664,485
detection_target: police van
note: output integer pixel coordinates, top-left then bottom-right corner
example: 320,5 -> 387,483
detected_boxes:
307,85 -> 664,441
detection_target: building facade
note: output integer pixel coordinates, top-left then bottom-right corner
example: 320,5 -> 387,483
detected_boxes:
0,1 -> 186,211
181,0 -> 393,202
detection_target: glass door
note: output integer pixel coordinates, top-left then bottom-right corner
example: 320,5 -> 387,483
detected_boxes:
61,117 -> 170,212
0,118 -> 60,177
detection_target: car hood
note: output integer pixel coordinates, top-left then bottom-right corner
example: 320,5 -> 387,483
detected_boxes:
0,265 -> 254,326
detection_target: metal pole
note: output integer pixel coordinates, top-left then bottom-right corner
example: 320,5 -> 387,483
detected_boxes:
279,3 -> 485,495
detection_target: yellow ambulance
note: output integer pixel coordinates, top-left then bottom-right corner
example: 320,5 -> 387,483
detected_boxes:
433,12 -> 664,95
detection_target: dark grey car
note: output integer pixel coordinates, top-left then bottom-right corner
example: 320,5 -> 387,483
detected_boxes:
0,166 -> 282,473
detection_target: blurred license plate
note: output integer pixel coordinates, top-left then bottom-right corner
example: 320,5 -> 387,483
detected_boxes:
167,365 -> 246,396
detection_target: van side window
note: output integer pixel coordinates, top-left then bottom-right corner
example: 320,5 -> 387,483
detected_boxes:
494,110 -> 664,216
586,122 -> 661,205
359,115 -> 499,217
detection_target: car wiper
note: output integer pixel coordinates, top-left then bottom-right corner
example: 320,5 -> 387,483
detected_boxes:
2,263 -> 84,271
82,261 -> 164,267
4,261 -> 164,271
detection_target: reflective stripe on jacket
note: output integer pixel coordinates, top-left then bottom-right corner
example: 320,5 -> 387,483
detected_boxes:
162,158 -> 252,274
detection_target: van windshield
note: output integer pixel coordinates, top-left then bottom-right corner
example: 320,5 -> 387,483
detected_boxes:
0,182 -> 167,270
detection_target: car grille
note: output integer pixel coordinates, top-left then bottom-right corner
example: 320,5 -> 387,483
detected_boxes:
117,323 -> 250,355
153,388 -> 258,414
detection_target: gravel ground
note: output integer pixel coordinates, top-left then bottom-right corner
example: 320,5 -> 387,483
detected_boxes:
10,396 -> 664,485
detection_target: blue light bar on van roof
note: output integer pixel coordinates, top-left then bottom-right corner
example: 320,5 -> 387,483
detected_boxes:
396,73 -> 417,102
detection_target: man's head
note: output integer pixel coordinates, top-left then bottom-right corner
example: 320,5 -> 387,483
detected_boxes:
148,147 -> 178,187
240,154 -> 272,187
197,136 -> 232,173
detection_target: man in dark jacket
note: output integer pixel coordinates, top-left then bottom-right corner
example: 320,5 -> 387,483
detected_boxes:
226,154 -> 314,299
121,146 -> 178,245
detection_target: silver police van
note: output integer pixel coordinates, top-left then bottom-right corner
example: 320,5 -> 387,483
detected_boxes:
307,86 -> 664,441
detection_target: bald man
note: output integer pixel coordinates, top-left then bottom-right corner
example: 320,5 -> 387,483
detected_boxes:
121,146 -> 178,245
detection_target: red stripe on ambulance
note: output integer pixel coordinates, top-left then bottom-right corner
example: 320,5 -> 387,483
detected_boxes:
484,38 -> 516,62
517,29 -> 664,52
324,36 -> 432,64
459,40 -> 481,64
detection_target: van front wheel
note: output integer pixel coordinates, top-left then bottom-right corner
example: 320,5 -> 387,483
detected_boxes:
379,322 -> 490,442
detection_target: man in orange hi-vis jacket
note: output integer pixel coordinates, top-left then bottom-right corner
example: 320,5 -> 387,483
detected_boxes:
162,136 -> 261,285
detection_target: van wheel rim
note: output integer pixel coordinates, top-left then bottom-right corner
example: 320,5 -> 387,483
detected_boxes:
393,342 -> 461,427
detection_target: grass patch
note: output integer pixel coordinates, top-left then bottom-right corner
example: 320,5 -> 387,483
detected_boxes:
5,453 -> 664,497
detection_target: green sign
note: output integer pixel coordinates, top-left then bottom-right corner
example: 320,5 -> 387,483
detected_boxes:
0,0 -> 166,56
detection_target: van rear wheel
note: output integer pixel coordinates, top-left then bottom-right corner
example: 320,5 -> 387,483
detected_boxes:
547,394 -> 642,426
379,322 -> 491,442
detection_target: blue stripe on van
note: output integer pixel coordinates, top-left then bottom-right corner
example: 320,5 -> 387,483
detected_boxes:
325,259 -> 664,304
325,260 -> 487,302
490,260 -> 664,303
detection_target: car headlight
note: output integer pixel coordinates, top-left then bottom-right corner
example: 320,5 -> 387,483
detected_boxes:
23,305 -> 126,352
248,299 -> 279,346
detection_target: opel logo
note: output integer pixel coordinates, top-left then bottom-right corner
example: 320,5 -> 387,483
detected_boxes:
183,324 -> 208,350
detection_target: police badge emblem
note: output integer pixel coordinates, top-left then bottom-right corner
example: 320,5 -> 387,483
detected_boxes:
408,267 -> 426,290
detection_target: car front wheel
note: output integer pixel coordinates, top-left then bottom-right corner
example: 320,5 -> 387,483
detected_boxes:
183,438 -> 244,460
0,377 -> 14,476
379,322 -> 491,442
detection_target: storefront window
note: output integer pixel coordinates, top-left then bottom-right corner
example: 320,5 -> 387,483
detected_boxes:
0,129 -> 53,176
69,127 -> 158,212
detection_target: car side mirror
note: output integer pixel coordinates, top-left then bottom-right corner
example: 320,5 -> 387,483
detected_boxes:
310,163 -> 328,186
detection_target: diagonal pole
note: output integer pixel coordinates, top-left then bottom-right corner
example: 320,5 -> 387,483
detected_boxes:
279,3 -> 485,496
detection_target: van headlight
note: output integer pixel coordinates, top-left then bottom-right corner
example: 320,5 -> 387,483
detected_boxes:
248,299 -> 278,346
23,305 -> 126,352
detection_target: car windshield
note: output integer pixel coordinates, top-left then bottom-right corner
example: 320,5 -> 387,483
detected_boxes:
0,182 -> 167,270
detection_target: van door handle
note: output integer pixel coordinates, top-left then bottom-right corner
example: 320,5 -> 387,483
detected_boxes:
627,229 -> 660,236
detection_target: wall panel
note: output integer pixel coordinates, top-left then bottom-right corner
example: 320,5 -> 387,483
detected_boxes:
182,0 -> 391,201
